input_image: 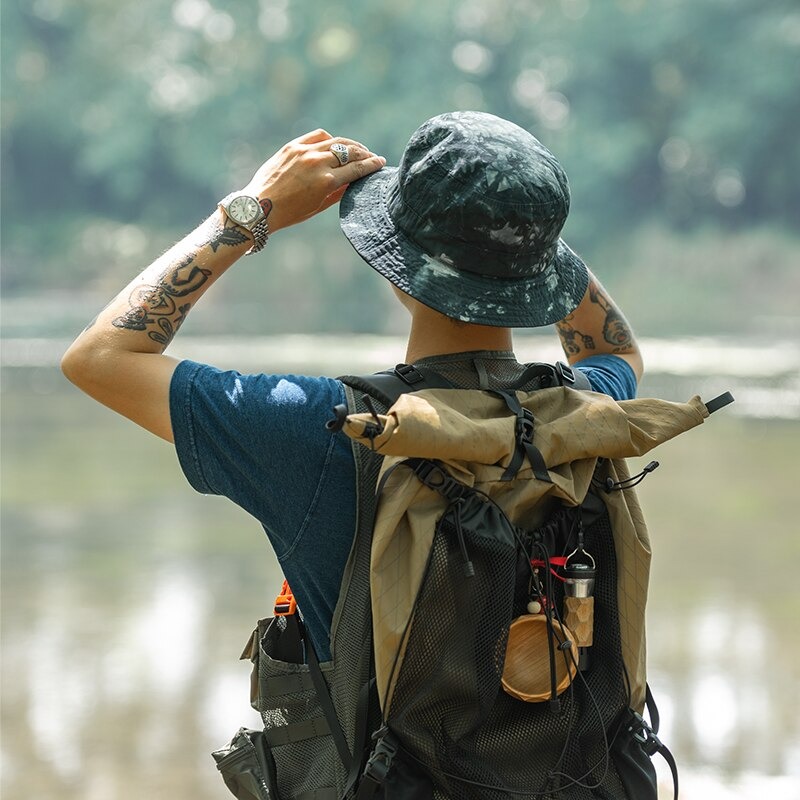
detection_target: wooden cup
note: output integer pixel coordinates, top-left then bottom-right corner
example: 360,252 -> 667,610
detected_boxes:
501,614 -> 578,702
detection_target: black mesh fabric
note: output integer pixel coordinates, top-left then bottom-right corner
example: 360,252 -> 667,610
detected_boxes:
386,491 -> 631,800
328,392 -> 386,780
413,352 -> 537,390
388,500 -> 518,741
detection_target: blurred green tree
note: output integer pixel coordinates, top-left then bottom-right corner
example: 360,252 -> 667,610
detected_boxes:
2,0 -> 798,333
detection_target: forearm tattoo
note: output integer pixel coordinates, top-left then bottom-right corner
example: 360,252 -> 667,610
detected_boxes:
112,255 -> 211,345
108,214 -> 257,345
208,218 -> 250,252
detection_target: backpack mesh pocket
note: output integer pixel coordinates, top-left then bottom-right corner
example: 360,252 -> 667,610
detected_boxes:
386,494 -> 633,799
386,493 -> 522,797
251,617 -> 342,799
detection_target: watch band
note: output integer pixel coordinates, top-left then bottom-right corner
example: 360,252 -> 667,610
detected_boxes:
218,192 -> 271,255
247,215 -> 270,254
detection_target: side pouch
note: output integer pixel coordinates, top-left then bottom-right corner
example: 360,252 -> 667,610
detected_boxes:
611,707 -> 673,800
250,617 -> 342,799
213,727 -> 279,800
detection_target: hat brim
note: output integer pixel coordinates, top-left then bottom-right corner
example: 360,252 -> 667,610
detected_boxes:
339,166 -> 589,328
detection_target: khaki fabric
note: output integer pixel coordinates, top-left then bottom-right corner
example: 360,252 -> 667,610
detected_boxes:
342,387 -> 709,712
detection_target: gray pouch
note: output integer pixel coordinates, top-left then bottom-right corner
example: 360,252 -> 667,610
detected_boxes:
213,727 -> 279,800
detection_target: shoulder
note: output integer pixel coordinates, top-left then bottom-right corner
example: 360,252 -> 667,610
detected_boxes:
573,354 -> 637,401
170,360 -> 345,411
168,360 -> 350,497
169,360 -> 346,463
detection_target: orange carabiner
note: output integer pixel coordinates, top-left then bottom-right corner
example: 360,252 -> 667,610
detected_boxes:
274,579 -> 297,616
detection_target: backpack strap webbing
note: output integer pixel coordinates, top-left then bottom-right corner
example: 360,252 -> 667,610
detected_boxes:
304,622 -> 353,770
340,360 -> 589,408
493,389 -> 552,483
282,606 -> 380,798
339,363 -> 456,407
507,360 -> 592,392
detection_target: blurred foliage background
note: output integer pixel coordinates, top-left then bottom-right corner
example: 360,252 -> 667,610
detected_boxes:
2,0 -> 799,338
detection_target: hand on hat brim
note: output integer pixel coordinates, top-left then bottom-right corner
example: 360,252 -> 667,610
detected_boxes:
241,130 -> 386,232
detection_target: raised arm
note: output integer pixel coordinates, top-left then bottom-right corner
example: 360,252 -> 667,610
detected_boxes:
555,271 -> 644,382
61,129 -> 385,441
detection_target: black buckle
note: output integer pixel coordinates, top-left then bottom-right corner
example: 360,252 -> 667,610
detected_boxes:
515,408 -> 534,443
412,460 -> 468,501
628,711 -> 664,757
362,728 -> 399,785
556,361 -> 577,385
394,363 -> 426,386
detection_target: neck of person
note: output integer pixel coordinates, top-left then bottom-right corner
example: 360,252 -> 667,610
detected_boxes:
404,302 -> 513,364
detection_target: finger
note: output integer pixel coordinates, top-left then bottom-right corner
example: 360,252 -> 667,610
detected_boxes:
326,142 -> 372,168
308,135 -> 369,150
313,136 -> 376,158
327,136 -> 370,152
295,128 -> 333,144
331,155 -> 387,187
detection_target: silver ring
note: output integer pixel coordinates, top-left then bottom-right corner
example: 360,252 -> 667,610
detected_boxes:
330,142 -> 349,166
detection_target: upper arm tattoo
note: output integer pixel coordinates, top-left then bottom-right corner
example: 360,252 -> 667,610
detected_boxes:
588,282 -> 634,351
556,279 -> 635,358
555,318 -> 595,357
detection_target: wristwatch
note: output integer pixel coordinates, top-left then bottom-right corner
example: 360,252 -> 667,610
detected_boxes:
218,192 -> 270,254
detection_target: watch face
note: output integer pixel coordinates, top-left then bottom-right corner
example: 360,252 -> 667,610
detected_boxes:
228,195 -> 260,226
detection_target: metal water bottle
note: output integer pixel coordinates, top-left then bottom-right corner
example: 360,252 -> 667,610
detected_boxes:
563,553 -> 596,670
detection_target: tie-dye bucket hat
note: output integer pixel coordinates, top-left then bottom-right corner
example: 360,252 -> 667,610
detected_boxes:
340,111 -> 589,328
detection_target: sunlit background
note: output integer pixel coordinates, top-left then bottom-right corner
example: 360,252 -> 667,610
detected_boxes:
2,1 -> 799,798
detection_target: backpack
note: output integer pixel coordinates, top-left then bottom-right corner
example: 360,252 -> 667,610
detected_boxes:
212,361 -> 733,800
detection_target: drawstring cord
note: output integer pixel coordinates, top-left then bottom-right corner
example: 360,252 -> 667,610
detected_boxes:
361,396 -> 385,450
451,499 -> 475,578
529,539 -> 571,713
594,460 -> 659,492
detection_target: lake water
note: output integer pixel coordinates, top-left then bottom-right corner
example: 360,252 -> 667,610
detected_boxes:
2,335 -> 799,800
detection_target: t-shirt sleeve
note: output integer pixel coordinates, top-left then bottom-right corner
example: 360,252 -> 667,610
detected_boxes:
169,359 -> 354,557
573,354 -> 637,401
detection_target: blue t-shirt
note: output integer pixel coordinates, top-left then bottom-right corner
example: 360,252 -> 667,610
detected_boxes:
170,354 -> 636,661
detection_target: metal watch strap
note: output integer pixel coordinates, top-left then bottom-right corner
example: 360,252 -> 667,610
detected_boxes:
246,215 -> 270,254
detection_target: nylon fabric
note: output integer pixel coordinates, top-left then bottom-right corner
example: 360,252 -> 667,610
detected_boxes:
341,389 -> 708,710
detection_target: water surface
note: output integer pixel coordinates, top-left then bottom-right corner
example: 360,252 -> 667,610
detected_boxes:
2,338 -> 799,799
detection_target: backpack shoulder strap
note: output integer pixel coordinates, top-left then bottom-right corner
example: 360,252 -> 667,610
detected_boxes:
340,360 -> 590,406
511,360 -> 592,392
340,363 -> 456,407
